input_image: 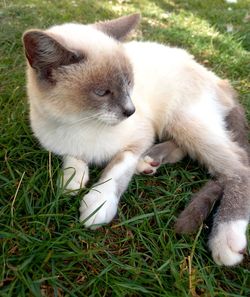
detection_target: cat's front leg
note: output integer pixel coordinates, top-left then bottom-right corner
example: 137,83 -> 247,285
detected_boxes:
62,156 -> 89,193
79,150 -> 140,229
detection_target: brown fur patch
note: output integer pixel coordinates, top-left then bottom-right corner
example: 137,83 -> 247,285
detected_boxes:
94,13 -> 140,41
26,34 -> 133,119
23,30 -> 83,82
226,104 -> 250,163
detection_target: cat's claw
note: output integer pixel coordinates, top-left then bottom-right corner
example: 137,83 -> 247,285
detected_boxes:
209,220 -> 248,266
136,155 -> 160,175
79,182 -> 118,229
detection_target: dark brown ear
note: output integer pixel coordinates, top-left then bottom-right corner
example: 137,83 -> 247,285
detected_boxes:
22,30 -> 83,82
94,13 -> 141,41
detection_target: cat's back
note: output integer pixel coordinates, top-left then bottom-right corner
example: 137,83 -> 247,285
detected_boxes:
125,41 -> 194,77
125,40 -> 235,137
125,41 -> 224,105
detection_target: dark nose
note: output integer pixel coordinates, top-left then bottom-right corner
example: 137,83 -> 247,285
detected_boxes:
123,106 -> 136,117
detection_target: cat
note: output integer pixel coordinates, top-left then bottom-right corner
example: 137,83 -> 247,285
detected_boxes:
23,14 -> 250,266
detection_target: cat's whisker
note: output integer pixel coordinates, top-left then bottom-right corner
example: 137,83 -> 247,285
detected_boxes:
63,112 -> 104,127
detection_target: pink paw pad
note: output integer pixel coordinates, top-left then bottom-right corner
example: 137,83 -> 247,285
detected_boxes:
143,169 -> 154,174
136,155 -> 160,175
150,161 -> 160,167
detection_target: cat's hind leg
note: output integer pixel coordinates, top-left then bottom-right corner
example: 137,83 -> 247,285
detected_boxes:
175,103 -> 250,234
208,172 -> 250,266
170,101 -> 250,266
136,141 -> 185,175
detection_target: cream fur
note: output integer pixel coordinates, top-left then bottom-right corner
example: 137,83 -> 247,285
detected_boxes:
28,28 -> 234,164
25,19 -> 249,266
28,25 -> 234,165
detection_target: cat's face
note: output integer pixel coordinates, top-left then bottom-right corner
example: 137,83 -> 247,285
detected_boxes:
51,48 -> 134,126
23,14 -> 140,126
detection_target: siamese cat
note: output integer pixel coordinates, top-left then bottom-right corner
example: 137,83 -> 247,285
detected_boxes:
23,14 -> 250,266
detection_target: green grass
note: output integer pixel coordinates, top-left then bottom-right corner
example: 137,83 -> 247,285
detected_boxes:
0,0 -> 250,296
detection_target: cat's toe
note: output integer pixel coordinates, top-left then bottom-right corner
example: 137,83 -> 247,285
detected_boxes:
209,220 -> 248,266
79,188 -> 118,229
136,155 -> 160,175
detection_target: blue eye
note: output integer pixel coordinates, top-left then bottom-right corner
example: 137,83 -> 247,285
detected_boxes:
94,89 -> 111,97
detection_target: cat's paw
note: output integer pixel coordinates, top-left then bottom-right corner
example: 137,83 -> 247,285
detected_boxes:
209,220 -> 248,266
136,155 -> 160,175
62,162 -> 89,194
79,181 -> 119,229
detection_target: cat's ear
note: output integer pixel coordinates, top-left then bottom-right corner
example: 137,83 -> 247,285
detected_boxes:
94,13 -> 141,40
22,30 -> 83,81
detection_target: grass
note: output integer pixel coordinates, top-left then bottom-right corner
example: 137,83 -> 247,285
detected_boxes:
0,0 -> 250,296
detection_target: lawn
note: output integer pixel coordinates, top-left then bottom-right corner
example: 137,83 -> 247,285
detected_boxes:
0,0 -> 249,296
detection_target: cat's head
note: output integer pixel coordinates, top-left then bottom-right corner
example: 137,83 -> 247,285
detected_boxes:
23,14 -> 140,126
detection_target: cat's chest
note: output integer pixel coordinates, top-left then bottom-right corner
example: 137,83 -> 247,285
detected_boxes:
68,124 -> 123,163
35,118 -> 132,164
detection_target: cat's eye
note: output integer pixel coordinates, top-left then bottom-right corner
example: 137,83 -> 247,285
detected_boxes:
94,89 -> 111,97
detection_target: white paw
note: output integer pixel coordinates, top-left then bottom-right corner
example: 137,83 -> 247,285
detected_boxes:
62,162 -> 89,194
209,220 -> 248,266
79,181 -> 118,229
136,155 -> 160,175
62,169 -> 88,193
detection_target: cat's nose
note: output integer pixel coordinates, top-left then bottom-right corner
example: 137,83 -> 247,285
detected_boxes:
123,106 -> 135,117
122,95 -> 135,117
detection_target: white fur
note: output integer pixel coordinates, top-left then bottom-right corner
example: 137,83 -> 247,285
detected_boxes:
209,220 -> 248,266
79,179 -> 118,229
105,151 -> 138,179
30,106 -> 153,165
80,152 -> 138,227
62,156 -> 89,192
